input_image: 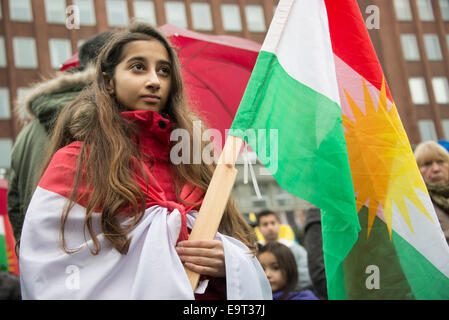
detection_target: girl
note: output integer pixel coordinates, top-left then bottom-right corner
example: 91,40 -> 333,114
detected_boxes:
258,242 -> 318,300
19,22 -> 271,300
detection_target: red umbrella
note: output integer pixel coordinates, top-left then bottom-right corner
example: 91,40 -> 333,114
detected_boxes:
61,25 -> 261,148
159,24 -> 260,149
60,52 -> 80,72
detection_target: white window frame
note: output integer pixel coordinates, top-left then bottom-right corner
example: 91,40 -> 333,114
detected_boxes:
44,0 -> 67,24
423,34 -> 443,60
9,0 -> 33,22
0,88 -> 10,120
0,37 -> 6,67
49,38 -> 72,69
440,0 -> 449,21
73,0 -> 96,26
13,37 -> 38,69
394,0 -> 413,21
442,119 -> 449,140
221,4 -> 242,32
0,139 -> 13,169
133,0 -> 156,25
409,77 -> 429,104
165,1 -> 188,29
416,0 -> 435,21
106,0 -> 129,27
191,2 -> 213,31
418,120 -> 437,141
245,5 -> 266,32
400,34 -> 420,61
432,77 -> 449,104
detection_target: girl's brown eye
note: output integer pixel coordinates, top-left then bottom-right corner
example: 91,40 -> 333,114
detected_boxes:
131,63 -> 145,71
158,66 -> 171,76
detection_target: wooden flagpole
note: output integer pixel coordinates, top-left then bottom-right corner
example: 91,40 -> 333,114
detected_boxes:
184,135 -> 244,291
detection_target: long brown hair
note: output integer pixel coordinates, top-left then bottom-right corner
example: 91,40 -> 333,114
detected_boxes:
258,242 -> 298,299
41,22 -> 256,255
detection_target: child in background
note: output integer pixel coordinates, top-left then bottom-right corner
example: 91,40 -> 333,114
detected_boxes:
258,242 -> 319,300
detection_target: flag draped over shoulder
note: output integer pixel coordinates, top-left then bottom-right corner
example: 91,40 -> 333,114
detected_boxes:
229,0 -> 449,299
0,179 -> 19,276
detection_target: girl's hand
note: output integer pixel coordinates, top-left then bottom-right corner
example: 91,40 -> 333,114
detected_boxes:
175,240 -> 226,278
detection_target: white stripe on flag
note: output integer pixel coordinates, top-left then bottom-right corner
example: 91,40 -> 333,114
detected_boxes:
261,0 -> 341,105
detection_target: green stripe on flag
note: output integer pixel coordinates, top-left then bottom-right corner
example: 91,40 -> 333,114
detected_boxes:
0,234 -> 7,272
345,206 -> 449,299
230,51 -> 360,299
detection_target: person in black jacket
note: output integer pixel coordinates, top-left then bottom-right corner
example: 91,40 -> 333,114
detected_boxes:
303,206 -> 328,299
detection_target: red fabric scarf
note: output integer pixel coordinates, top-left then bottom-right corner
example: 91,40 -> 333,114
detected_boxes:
39,109 -> 204,243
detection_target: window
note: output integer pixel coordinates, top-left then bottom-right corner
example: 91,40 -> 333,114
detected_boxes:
446,35 -> 449,52
416,0 -> 434,21
221,4 -> 242,31
191,2 -> 213,31
0,88 -> 10,119
106,0 -> 129,27
409,77 -> 429,104
0,139 -> 13,168
0,37 -> 6,67
13,37 -> 37,69
418,120 -> 437,141
442,119 -> 449,140
17,87 -> 31,101
440,0 -> 449,21
400,34 -> 420,60
45,0 -> 67,24
275,186 -> 294,207
393,0 -> 413,21
9,0 -> 33,22
245,5 -> 266,32
423,34 -> 443,60
133,0 -> 156,25
251,185 -> 270,208
73,0 -> 96,26
49,39 -> 72,69
432,77 -> 449,104
165,2 -> 187,28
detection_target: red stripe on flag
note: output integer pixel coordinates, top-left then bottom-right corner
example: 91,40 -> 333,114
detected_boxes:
324,0 -> 393,101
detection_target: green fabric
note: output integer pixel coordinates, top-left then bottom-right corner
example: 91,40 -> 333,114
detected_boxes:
229,51 -> 360,299
344,205 -> 449,299
0,234 -> 7,272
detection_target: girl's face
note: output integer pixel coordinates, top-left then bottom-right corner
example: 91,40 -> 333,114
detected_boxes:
110,39 -> 172,112
258,251 -> 286,293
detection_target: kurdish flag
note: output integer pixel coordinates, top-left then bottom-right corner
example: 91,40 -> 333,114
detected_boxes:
0,179 -> 19,276
230,0 -> 449,299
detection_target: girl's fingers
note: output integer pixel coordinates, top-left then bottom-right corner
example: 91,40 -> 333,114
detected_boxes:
176,246 -> 224,259
178,255 -> 222,268
177,240 -> 222,249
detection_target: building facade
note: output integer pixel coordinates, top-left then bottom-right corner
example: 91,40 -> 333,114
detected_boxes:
1,0 -> 449,229
359,0 -> 449,145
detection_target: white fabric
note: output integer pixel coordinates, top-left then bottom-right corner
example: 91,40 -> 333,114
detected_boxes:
262,0 -> 340,105
20,187 -> 272,300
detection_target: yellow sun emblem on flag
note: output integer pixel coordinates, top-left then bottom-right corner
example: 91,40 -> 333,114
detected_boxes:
342,78 -> 434,239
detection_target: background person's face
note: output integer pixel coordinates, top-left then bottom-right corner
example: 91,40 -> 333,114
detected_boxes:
419,157 -> 449,185
258,214 -> 280,242
258,251 -> 286,293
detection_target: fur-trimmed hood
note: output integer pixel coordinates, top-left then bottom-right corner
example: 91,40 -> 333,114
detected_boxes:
15,66 -> 96,123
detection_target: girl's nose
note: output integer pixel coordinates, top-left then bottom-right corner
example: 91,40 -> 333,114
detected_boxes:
145,70 -> 160,89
